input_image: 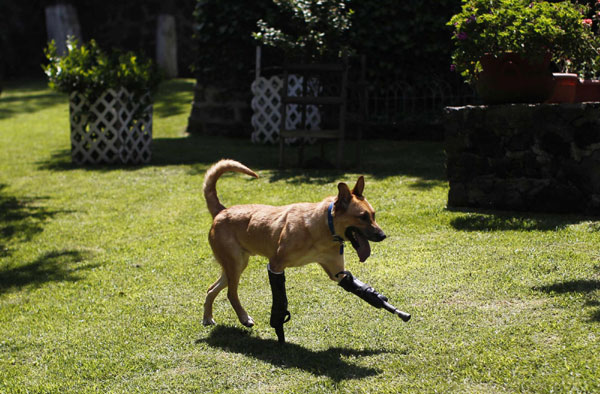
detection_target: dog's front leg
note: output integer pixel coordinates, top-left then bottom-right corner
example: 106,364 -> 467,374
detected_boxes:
336,271 -> 411,322
267,264 -> 291,343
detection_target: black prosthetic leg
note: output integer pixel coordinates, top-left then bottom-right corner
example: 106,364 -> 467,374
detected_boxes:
337,271 -> 411,322
268,268 -> 291,343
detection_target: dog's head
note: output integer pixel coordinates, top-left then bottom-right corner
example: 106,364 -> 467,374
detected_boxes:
334,176 -> 386,262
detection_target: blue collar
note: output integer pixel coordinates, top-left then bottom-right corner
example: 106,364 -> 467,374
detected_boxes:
327,202 -> 344,255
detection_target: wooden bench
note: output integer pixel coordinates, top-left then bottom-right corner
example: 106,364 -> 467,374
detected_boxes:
279,58 -> 364,168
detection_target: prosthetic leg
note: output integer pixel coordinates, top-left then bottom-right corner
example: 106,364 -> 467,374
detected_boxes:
268,266 -> 291,343
337,271 -> 411,322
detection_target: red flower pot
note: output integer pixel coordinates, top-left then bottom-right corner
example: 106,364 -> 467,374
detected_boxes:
475,53 -> 555,104
546,73 -> 578,103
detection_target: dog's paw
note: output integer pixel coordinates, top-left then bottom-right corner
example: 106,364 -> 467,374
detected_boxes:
242,316 -> 255,328
203,317 -> 216,326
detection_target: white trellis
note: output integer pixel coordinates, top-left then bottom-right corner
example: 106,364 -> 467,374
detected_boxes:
251,74 -> 321,144
251,46 -> 320,144
250,75 -> 282,144
69,88 -> 153,165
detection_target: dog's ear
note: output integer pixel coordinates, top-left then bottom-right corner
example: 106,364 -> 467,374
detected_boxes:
335,182 -> 352,211
352,176 -> 365,197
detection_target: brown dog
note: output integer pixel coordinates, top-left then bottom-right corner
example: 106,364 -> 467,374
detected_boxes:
202,159 -> 386,327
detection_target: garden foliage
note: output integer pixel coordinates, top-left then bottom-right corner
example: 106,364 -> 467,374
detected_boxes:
192,0 -> 460,86
348,0 -> 459,82
253,0 -> 353,61
43,37 -> 162,103
1,0 -> 197,80
449,0 -> 600,83
191,0 -> 278,86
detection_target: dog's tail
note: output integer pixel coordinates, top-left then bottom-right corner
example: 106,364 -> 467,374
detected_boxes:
203,159 -> 259,218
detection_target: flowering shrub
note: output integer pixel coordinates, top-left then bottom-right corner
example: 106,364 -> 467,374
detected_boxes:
253,0 -> 353,61
448,0 -> 600,83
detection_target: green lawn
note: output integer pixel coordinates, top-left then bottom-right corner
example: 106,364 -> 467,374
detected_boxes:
1,80 -> 599,393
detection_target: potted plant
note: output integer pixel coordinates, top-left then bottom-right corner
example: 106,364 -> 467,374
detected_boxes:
548,13 -> 600,103
571,4 -> 600,102
448,0 -> 599,104
43,37 -> 162,165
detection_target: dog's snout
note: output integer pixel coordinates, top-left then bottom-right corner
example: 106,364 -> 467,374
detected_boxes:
372,229 -> 386,242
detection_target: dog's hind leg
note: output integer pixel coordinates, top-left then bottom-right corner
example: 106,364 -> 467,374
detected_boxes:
224,253 -> 255,328
203,272 -> 227,326
210,242 -> 254,328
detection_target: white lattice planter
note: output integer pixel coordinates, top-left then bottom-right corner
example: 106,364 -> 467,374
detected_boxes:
251,74 -> 320,144
69,88 -> 153,165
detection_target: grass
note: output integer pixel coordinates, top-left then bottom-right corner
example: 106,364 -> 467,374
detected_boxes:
1,79 -> 599,393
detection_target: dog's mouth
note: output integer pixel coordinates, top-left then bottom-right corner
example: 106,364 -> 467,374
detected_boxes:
345,227 -> 371,262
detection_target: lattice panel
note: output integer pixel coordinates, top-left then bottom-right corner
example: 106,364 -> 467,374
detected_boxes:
69,88 -> 153,165
251,75 -> 320,144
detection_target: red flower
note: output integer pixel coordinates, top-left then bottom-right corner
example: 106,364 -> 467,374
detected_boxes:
583,19 -> 593,27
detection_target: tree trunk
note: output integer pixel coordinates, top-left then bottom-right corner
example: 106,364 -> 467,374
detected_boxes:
156,14 -> 178,78
45,3 -> 82,55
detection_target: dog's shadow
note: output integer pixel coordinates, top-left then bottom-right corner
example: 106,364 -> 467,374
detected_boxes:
197,325 -> 387,381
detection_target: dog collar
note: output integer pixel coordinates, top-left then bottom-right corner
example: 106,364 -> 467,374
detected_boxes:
327,202 -> 345,255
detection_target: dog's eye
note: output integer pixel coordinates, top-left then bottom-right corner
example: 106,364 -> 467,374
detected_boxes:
361,212 -> 370,221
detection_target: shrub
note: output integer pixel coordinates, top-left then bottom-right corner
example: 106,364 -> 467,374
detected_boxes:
191,0 -> 460,88
43,37 -> 162,103
253,0 -> 353,61
349,0 -> 459,82
191,0 -> 278,87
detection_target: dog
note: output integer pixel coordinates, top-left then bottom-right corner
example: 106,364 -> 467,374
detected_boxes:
202,159 -> 386,328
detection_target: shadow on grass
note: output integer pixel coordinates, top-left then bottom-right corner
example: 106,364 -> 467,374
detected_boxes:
449,209 -> 591,232
38,135 -> 279,173
153,79 -> 196,119
535,279 -> 600,322
198,325 -> 385,381
0,250 -> 98,295
0,80 -> 66,120
20,78 -> 444,185
0,79 -> 193,120
0,184 -> 70,257
38,135 -> 446,187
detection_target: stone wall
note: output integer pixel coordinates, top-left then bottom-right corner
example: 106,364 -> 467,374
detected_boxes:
187,83 -> 252,138
444,103 -> 600,215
